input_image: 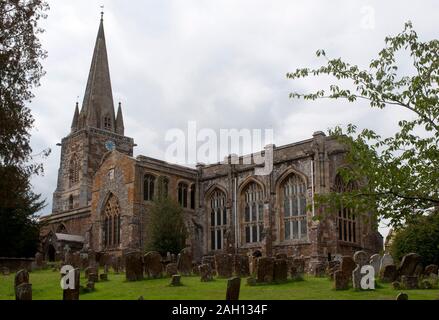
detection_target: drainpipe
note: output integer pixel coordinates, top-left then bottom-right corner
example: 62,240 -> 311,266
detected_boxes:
311,158 -> 315,217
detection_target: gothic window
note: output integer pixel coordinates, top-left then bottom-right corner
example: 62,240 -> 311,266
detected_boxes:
69,155 -> 80,187
281,174 -> 307,241
103,115 -> 112,130
143,174 -> 155,201
335,174 -> 358,243
178,182 -> 188,208
103,194 -> 121,248
242,182 -> 264,244
209,190 -> 227,250
190,184 -> 196,210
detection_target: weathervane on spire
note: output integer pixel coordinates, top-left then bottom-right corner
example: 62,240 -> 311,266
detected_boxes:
100,5 -> 104,20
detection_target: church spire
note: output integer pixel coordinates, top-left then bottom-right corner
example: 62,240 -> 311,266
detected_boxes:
79,14 -> 116,132
71,102 -> 80,132
116,102 -> 125,135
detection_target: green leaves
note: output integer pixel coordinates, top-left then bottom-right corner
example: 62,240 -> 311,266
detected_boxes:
288,22 -> 439,228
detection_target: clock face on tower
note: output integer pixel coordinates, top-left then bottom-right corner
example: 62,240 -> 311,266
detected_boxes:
105,140 -> 116,151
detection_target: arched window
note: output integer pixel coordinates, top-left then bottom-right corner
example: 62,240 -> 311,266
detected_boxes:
242,182 -> 264,243
103,115 -> 112,130
190,184 -> 196,210
178,182 -> 188,208
103,194 -> 121,248
143,174 -> 155,201
335,174 -> 357,243
209,190 -> 227,250
69,155 -> 80,187
280,174 -> 307,241
68,195 -> 74,210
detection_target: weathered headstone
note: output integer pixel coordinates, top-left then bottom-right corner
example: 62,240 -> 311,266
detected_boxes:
144,251 -> 163,279
15,270 -> 30,300
256,257 -> 274,283
86,280 -> 95,291
369,254 -> 381,276
401,275 -> 418,289
334,270 -> 349,290
424,264 -> 438,276
398,253 -> 422,277
35,252 -> 44,268
352,265 -> 362,290
166,263 -> 178,277
171,275 -> 182,286
125,251 -> 144,281
177,248 -> 192,276
88,273 -> 99,283
62,268 -> 80,300
380,253 -> 394,272
233,254 -> 250,277
420,279 -> 433,289
340,256 -> 356,281
215,253 -> 233,278
396,292 -> 408,300
192,264 -> 200,276
353,251 -> 368,267
273,259 -> 288,283
199,264 -> 213,282
201,256 -> 216,274
326,260 -> 341,280
84,266 -> 97,279
100,273 -> 108,281
15,283 -> 32,300
313,262 -> 327,277
380,264 -> 398,283
226,277 -> 241,300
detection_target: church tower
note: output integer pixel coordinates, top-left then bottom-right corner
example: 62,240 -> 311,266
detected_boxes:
52,14 -> 134,213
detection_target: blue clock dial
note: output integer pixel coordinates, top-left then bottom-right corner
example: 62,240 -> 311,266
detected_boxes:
105,140 -> 116,151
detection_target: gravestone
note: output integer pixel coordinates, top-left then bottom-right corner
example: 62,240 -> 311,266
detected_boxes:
71,252 -> 81,268
15,284 -> 32,301
273,259 -> 288,283
201,256 -> 216,274
398,253 -> 421,277
215,253 -> 233,278
88,273 -> 99,283
14,270 -> 30,300
35,252 -> 44,269
326,260 -> 341,280
313,262 -> 327,277
424,264 -> 438,276
192,264 -> 200,276
62,268 -> 80,300
104,264 -> 109,274
84,266 -> 97,279
340,256 -> 356,281
226,277 -> 241,300
392,281 -> 401,290
199,264 -> 213,282
171,275 -> 182,286
86,280 -> 95,291
380,264 -> 398,282
144,251 -> 163,279
352,251 -> 369,290
166,263 -> 178,277
401,275 -> 418,289
100,273 -> 108,281
125,251 -> 144,281
369,254 -> 381,276
380,253 -> 394,272
177,248 -> 192,276
396,292 -> 408,300
334,270 -> 349,290
233,254 -> 250,277
256,257 -> 274,283
353,251 -> 368,267
420,279 -> 432,289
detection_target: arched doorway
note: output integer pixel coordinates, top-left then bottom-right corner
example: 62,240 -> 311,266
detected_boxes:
47,244 -> 56,262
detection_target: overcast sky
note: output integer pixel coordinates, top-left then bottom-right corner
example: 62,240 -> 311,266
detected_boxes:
29,0 -> 439,239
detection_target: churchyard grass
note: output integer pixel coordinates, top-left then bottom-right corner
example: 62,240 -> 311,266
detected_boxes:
0,269 -> 438,300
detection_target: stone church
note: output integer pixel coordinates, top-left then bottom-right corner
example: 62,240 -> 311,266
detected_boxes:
40,16 -> 383,270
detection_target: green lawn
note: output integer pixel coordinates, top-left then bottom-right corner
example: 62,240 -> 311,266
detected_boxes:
1,269 -> 438,300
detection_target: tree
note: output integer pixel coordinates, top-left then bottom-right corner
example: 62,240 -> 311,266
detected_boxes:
0,1 -> 49,257
390,211 -> 439,266
287,22 -> 438,228
147,196 -> 188,255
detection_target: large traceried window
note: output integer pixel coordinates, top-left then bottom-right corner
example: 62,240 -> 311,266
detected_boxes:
209,190 -> 227,250
281,174 -> 307,241
242,182 -> 264,244
335,174 -> 358,243
103,194 -> 121,248
178,182 -> 188,208
69,155 -> 80,187
143,174 -> 155,201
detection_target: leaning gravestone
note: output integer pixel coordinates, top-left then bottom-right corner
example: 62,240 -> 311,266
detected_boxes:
14,270 -> 30,300
125,251 -> 144,281
215,253 -> 233,278
166,263 -> 178,277
15,284 -> 32,301
226,277 -> 241,300
177,249 -> 192,276
199,264 -> 213,282
144,251 -> 163,279
256,257 -> 274,283
273,259 -> 288,283
398,253 -> 422,277
380,253 -> 394,271
369,254 -> 381,276
334,270 -> 349,290
62,268 -> 80,300
352,251 -> 369,290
